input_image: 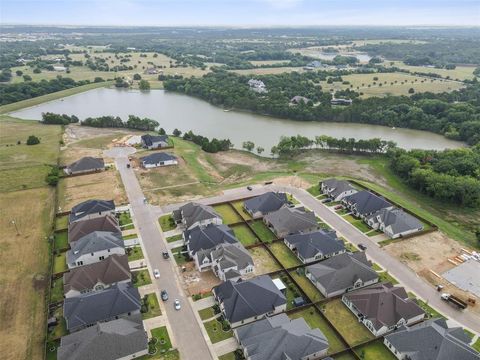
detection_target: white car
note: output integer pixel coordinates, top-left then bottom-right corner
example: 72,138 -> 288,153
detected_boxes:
174,299 -> 181,310
153,269 -> 160,279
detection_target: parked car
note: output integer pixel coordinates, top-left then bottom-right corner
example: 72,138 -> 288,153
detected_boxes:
153,269 -> 160,279
161,290 -> 169,301
334,205 -> 343,210
126,163 -> 131,168
247,186 -> 253,191
358,244 -> 367,251
322,198 -> 332,203
174,299 -> 181,310
162,251 -> 170,259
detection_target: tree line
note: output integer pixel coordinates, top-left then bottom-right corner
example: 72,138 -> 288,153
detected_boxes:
182,130 -> 232,153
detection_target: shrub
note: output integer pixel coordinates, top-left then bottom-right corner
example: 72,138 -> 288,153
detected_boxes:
26,135 -> 40,145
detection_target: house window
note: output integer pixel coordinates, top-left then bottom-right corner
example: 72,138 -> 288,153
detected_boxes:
77,261 -> 83,266
99,256 -> 105,260
91,253 -> 94,256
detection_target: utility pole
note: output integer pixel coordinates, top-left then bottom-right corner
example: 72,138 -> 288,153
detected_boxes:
11,219 -> 19,235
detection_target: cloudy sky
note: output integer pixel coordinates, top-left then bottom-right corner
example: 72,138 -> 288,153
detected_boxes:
1,0 -> 479,26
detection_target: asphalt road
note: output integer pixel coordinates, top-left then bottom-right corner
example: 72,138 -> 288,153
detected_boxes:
109,148 -> 214,360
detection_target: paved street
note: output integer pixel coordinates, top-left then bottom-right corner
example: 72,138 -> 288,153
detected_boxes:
107,148 -> 215,360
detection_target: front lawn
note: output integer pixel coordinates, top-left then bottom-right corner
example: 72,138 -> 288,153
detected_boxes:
366,229 -> 383,237
343,240 -> 358,253
351,220 -> 372,233
287,193 -> 300,205
268,242 -> 301,269
213,204 -> 243,224
50,277 -> 64,304
55,215 -> 68,231
172,246 -> 190,265
127,246 -> 144,261
307,185 -> 322,197
119,211 -> 134,230
289,270 -> 324,302
378,271 -> 399,285
323,299 -> 374,346
343,214 -> 358,223
354,340 -> 396,360
53,252 -> 67,274
198,306 -> 216,320
231,200 -> 252,220
141,293 -> 162,319
218,352 -> 236,360
132,269 -> 152,287
288,307 -> 345,354
473,338 -> 480,352
159,214 -> 177,231
232,224 -> 259,246
250,220 -> 277,243
151,326 -> 173,353
54,231 -> 68,250
166,234 -> 183,243
203,318 -> 233,344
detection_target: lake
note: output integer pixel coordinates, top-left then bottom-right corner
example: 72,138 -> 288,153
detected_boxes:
10,88 -> 464,151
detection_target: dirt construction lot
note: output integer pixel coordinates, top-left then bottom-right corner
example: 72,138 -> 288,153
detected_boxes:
179,262 -> 222,295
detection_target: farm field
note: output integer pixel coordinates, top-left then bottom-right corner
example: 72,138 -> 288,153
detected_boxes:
386,61 -> 476,80
231,66 -> 304,75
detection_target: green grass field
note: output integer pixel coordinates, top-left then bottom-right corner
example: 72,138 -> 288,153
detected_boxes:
213,203 -> 242,224
289,270 -> 325,302
232,224 -> 259,246
54,232 -> 68,250
231,200 -> 252,220
354,340 -> 397,360
142,293 -> 162,320
268,242 -> 301,268
166,234 -> 183,243
150,326 -> 173,353
52,252 -> 67,274
55,215 -> 69,231
203,318 -> 233,344
127,246 -> 144,261
250,220 -> 277,243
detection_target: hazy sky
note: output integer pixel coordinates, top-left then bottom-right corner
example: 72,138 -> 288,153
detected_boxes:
1,0 -> 479,26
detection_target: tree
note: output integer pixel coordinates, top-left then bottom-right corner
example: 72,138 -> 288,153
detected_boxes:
139,80 -> 150,90
45,166 -> 60,186
173,128 -> 182,137
33,68 -> 41,74
242,141 -> 255,152
158,128 -> 166,135
133,73 -> 142,80
408,87 -> 415,94
15,70 -> 23,76
23,75 -> 32,81
26,135 -> 40,145
256,146 -> 264,155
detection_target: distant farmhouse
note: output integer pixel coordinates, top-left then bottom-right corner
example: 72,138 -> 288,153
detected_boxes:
173,202 -> 222,230
248,79 -> 268,93
321,178 -> 358,201
69,199 -> 116,224
284,229 -> 345,264
342,283 -> 425,336
304,60 -> 325,70
306,252 -> 379,297
331,98 -> 353,106
140,134 -> 170,149
243,192 -> 288,219
234,313 -> 329,360
64,157 -> 105,176
213,275 -> 287,327
140,152 -> 178,168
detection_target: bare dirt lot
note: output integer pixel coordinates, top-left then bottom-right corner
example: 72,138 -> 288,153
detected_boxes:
179,262 -> 222,295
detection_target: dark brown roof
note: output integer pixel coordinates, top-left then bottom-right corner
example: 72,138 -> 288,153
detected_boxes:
344,283 -> 425,331
63,254 -> 131,294
68,215 -> 120,243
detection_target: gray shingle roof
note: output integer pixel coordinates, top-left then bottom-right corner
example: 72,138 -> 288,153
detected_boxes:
68,215 -> 120,243
69,199 -> 115,223
141,152 -> 177,165
322,178 -> 357,198
64,254 -> 131,295
211,243 -> 253,272
186,224 -> 238,255
141,134 -> 169,147
67,157 -> 105,173
344,190 -> 391,215
64,282 -> 141,331
306,252 -> 378,294
264,207 -> 318,236
285,230 -> 344,260
57,314 -> 147,360
67,231 -> 124,265
213,275 -> 287,323
343,283 -> 425,332
369,208 -> 423,234
244,192 -> 288,215
179,202 -> 222,228
235,313 -> 329,360
385,318 -> 480,360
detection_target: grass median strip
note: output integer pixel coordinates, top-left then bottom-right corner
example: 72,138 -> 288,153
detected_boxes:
166,234 -> 183,243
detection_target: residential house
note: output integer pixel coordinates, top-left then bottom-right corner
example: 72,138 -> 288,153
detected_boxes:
68,215 -> 120,243
284,229 -> 346,264
140,152 -> 178,168
342,283 -> 425,336
67,231 -> 125,269
211,243 -> 254,281
321,178 -> 358,201
234,313 -> 329,360
173,202 -> 222,230
57,314 -> 148,360
343,191 -> 393,220
248,79 -> 267,93
64,282 -> 141,332
64,157 -> 105,176
384,318 -> 480,360
290,96 -> 310,105
306,252 -> 379,297
264,207 -> 319,238
303,60 -> 324,70
53,65 -> 67,71
63,254 -> 131,298
213,275 -> 287,328
243,192 -> 288,219
367,208 -> 424,239
331,98 -> 353,106
140,134 -> 170,149
69,199 -> 116,224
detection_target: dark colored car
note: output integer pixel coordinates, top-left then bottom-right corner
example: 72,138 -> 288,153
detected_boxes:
247,186 -> 253,191
161,290 -> 169,301
358,244 -> 367,251
162,251 -> 170,259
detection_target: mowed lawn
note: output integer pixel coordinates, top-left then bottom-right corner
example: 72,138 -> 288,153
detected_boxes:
250,220 -> 277,243
289,270 -> 324,302
203,318 -> 233,344
232,224 -> 259,246
289,307 -> 346,354
268,242 -> 301,268
213,204 -> 242,224
231,200 -> 252,220
354,340 -> 397,360
323,299 -> 374,346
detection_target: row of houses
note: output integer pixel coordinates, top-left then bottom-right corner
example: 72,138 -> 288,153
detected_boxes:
56,199 -> 148,360
321,178 -> 424,239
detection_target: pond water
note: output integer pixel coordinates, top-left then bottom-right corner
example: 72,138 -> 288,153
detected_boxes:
10,88 -> 464,151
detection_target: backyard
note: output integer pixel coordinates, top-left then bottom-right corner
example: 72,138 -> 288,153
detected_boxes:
232,224 -> 259,246
50,278 -> 64,303
248,246 -> 281,274
54,231 -> 69,250
354,340 -> 397,360
250,220 -> 277,243
213,203 -> 242,224
289,270 -> 325,302
268,242 -> 301,268
231,200 -> 252,220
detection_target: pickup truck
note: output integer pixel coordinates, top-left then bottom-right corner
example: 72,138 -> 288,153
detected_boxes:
441,293 -> 467,310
